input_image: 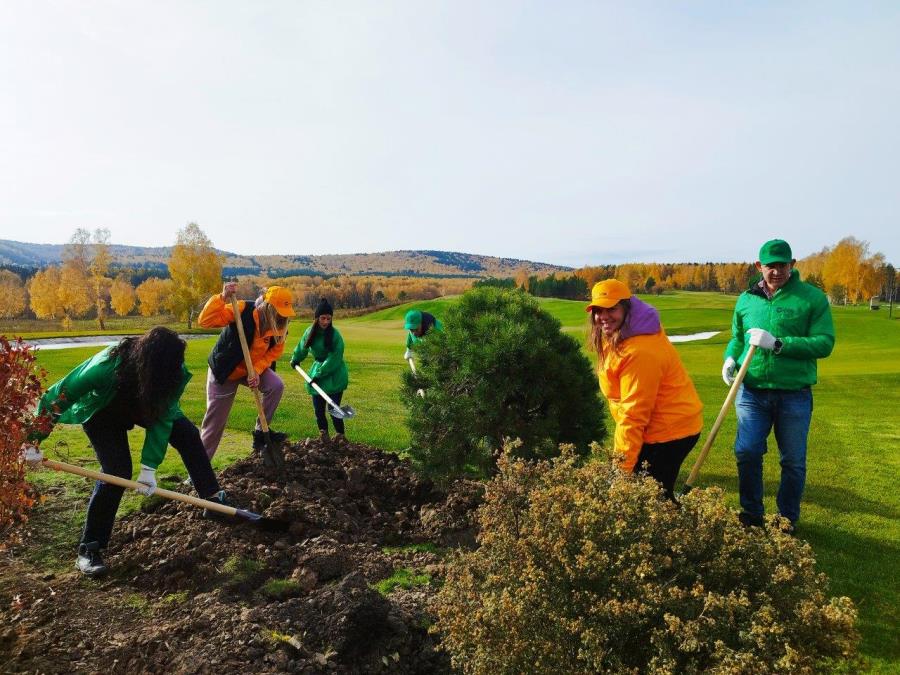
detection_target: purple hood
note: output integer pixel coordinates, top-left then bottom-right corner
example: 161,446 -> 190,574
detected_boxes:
620,297 -> 661,339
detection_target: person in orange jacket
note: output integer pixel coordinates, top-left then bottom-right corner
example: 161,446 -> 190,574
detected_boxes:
198,281 -> 295,458
587,279 -> 703,499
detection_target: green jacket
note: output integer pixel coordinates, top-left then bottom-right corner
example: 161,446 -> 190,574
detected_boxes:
291,325 -> 349,395
35,346 -> 191,469
725,270 -> 835,390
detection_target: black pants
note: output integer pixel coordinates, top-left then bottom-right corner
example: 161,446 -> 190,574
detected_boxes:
312,391 -> 345,434
633,433 -> 700,500
81,409 -> 220,549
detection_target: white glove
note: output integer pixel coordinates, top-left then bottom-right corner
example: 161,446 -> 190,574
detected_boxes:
747,328 -> 777,350
416,389 -> 425,398
21,445 -> 44,468
722,357 -> 737,385
136,465 -> 157,496
403,349 -> 413,361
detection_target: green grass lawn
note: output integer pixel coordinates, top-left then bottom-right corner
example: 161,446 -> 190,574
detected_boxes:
22,292 -> 900,672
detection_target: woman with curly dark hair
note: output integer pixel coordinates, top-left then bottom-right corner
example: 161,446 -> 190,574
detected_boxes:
32,327 -> 226,577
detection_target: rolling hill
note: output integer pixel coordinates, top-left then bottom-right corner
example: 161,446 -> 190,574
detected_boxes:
0,239 -> 569,278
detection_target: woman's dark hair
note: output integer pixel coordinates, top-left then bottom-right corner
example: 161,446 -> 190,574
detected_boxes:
588,299 -> 632,360
111,326 -> 187,422
304,317 -> 334,351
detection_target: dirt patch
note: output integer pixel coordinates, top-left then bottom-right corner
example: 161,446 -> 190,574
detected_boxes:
0,438 -> 483,674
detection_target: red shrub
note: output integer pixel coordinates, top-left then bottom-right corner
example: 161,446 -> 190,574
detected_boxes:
0,336 -> 49,546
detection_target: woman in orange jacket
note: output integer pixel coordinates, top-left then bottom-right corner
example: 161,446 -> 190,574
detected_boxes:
587,279 -> 703,499
198,281 -> 295,458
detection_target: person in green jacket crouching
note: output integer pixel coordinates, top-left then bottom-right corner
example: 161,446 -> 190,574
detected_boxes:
290,298 -> 350,445
403,309 -> 442,362
723,239 -> 835,532
31,327 -> 229,577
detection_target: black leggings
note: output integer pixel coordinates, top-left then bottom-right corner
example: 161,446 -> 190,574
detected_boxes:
312,391 -> 345,434
81,409 -> 220,549
633,433 -> 701,500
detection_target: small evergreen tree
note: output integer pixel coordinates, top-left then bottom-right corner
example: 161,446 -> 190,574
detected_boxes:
401,287 -> 605,478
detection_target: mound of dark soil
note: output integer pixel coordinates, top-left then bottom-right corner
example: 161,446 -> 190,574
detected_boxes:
0,438 -> 483,674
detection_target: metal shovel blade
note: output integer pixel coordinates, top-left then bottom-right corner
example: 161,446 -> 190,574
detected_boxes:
329,404 -> 356,419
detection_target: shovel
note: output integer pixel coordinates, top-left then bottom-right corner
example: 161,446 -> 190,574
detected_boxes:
407,357 -> 425,398
229,296 -> 285,470
293,365 -> 356,419
42,459 -> 289,532
679,344 -> 757,496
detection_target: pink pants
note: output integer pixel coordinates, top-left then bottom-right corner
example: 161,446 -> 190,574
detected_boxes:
200,367 -> 285,459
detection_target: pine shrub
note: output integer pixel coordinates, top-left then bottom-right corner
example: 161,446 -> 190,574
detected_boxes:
433,446 -> 859,674
401,287 -> 605,478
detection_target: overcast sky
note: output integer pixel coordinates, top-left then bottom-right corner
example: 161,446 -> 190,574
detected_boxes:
1,1 -> 897,266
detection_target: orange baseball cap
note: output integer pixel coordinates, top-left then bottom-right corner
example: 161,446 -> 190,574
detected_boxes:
585,279 -> 632,312
264,286 -> 296,318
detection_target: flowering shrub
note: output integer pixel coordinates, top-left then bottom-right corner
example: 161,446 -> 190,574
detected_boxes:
433,445 -> 859,674
0,337 -> 48,546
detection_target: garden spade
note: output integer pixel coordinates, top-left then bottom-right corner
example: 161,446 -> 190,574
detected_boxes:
42,459 -> 290,532
293,365 -> 356,419
229,296 -> 285,470
679,344 -> 757,496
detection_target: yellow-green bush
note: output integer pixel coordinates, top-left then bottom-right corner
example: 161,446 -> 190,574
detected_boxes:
433,446 -> 859,674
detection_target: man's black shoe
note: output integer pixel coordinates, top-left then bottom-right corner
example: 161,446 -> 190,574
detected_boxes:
76,542 -> 108,577
203,490 -> 236,522
738,511 -> 765,528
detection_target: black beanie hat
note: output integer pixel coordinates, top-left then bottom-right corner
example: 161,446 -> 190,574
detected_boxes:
315,298 -> 333,318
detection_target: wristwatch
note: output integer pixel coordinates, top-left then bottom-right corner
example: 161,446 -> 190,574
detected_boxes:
773,339 -> 783,354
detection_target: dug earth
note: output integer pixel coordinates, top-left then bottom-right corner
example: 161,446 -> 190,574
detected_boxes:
0,439 -> 483,674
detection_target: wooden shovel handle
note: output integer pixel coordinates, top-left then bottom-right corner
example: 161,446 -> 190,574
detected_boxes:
42,459 -> 239,517
229,296 -> 269,434
683,344 -> 757,489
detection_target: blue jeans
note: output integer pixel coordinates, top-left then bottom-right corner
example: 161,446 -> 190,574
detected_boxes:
734,385 -> 813,524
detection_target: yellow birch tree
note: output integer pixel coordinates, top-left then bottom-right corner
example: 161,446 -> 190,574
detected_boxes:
167,223 -> 223,328
0,271 -> 27,319
109,277 -> 136,316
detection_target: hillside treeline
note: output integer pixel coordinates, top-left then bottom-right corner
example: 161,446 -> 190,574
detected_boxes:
1,230 -> 895,327
0,224 -> 476,328
479,236 -> 895,305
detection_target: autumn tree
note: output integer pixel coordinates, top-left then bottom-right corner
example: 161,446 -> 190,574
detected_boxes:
135,277 -> 173,317
0,271 -> 26,319
28,267 -> 65,325
89,228 -> 112,329
822,237 -> 884,304
59,228 -> 112,329
167,223 -> 223,328
109,277 -> 136,316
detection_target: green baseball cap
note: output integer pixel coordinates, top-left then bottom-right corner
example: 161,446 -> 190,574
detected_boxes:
759,239 -> 793,265
404,309 -> 422,330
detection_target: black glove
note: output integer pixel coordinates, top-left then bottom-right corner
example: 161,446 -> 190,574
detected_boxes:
290,358 -> 299,369
309,376 -> 319,386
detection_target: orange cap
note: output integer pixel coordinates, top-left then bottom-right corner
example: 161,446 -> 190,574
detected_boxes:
264,286 -> 296,318
585,279 -> 632,312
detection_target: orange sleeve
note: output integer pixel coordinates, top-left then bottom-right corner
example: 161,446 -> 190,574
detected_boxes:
198,294 -> 244,329
614,349 -> 663,473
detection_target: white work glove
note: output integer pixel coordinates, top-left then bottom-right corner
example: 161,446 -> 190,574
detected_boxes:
21,445 -> 44,468
747,328 -> 777,350
722,357 -> 737,385
136,465 -> 157,496
403,348 -> 413,361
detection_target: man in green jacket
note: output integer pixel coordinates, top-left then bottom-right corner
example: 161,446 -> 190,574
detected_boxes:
723,239 -> 835,531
